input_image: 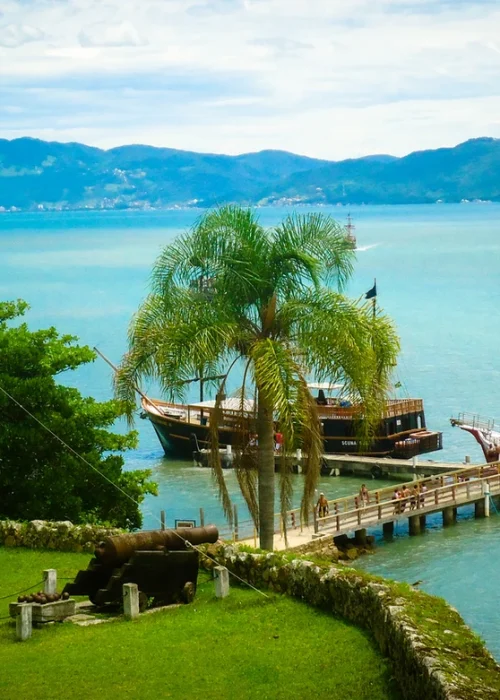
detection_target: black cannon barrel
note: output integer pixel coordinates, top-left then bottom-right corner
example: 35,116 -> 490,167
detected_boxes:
94,525 -> 219,566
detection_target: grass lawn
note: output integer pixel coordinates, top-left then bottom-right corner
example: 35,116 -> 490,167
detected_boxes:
0,548 -> 400,700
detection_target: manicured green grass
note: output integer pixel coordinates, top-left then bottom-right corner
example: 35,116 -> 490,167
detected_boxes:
0,548 -> 400,700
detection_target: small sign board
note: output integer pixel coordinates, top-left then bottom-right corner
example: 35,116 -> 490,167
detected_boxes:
175,519 -> 196,529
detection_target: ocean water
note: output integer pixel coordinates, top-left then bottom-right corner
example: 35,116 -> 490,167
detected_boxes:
2,204 -> 500,656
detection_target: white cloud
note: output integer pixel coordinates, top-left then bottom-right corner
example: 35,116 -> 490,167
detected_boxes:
79,21 -> 146,48
0,0 -> 499,157
0,23 -> 44,48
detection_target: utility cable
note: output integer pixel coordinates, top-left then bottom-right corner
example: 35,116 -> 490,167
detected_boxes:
0,384 -> 269,599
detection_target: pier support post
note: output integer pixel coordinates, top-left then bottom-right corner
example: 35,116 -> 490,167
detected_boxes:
483,482 -> 491,517
214,566 -> 230,599
409,515 -> 421,536
354,528 -> 367,546
475,500 -> 486,518
382,522 -> 394,538
123,583 -> 139,620
442,506 -> 455,527
419,515 -> 426,530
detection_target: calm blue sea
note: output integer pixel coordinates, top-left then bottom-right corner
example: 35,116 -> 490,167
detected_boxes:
2,204 -> 500,657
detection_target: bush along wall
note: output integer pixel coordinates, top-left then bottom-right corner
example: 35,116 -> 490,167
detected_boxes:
202,544 -> 500,700
0,520 -> 123,552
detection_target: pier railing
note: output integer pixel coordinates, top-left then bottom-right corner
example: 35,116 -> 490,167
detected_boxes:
217,461 -> 500,545
315,461 -> 500,536
317,398 -> 424,421
452,412 -> 499,433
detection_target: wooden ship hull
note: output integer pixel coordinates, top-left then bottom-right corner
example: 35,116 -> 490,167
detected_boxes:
450,413 -> 500,463
142,395 -> 442,462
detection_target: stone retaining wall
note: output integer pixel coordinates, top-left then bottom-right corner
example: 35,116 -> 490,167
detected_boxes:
203,544 -> 500,700
0,520 -> 123,552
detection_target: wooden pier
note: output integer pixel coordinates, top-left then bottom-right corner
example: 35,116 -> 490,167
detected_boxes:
319,453 -> 463,479
272,452 -> 467,479
198,448 -> 465,479
234,461 -> 500,551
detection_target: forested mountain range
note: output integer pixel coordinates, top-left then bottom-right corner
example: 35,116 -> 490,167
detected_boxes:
0,136 -> 499,211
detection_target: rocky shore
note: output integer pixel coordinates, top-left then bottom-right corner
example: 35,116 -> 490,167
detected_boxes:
202,543 -> 500,700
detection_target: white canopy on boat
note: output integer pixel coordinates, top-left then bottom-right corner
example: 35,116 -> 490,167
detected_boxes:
307,382 -> 343,391
188,397 -> 256,412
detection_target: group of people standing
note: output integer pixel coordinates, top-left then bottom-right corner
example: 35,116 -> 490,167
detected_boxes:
315,480 -> 430,520
392,483 -> 427,514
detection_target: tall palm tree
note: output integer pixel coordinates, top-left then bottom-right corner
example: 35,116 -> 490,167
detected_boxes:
115,206 -> 399,550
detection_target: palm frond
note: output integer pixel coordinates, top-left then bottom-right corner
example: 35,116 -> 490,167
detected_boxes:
297,381 -> 323,525
282,289 -> 400,448
207,371 -> 237,526
271,212 -> 355,292
231,358 -> 260,527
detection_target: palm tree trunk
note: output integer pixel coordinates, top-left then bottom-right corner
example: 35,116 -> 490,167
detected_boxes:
257,387 -> 275,550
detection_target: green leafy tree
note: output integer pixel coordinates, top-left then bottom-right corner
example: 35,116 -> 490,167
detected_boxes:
0,300 -> 157,529
116,206 -> 399,549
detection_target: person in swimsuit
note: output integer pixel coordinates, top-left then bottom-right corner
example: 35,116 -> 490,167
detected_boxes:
392,488 -> 401,514
410,485 -> 419,510
317,493 -> 329,518
401,485 -> 411,512
359,483 -> 370,506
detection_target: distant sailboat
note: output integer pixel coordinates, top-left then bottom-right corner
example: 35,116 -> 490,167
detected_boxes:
346,213 -> 357,249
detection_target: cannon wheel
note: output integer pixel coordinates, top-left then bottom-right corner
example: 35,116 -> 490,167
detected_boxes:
138,591 -> 149,612
181,582 -> 196,604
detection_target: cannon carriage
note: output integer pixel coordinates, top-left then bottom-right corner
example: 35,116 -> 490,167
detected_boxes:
63,525 -> 219,610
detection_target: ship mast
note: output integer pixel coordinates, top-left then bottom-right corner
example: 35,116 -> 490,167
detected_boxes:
346,213 -> 357,248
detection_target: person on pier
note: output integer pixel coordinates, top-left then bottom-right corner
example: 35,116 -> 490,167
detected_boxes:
410,485 -> 419,510
419,483 -> 428,507
392,488 -> 401,514
398,485 -> 411,512
317,493 -> 329,518
359,483 -> 370,506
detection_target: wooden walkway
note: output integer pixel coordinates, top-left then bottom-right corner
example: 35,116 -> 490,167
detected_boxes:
321,453 -> 464,477
235,461 -> 500,551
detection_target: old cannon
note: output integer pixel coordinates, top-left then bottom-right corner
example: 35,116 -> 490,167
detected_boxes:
63,525 -> 219,610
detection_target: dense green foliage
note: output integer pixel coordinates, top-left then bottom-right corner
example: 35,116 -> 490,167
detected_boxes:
115,206 -> 399,549
0,548 -> 400,700
1,136 -> 499,209
0,301 -> 156,528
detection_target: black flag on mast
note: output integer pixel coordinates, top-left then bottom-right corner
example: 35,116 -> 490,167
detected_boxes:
365,281 -> 377,299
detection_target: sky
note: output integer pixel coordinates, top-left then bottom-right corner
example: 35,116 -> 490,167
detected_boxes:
1,0 -> 500,159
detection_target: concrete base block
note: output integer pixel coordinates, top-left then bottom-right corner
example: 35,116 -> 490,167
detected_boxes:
419,515 -> 426,530
16,604 -> 32,641
123,583 -> 139,620
43,569 -> 57,596
214,566 -> 230,599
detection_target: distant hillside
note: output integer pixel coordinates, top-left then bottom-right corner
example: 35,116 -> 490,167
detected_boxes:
0,136 -> 499,211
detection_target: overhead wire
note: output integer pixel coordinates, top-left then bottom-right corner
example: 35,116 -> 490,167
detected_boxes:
0,384 -> 269,599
